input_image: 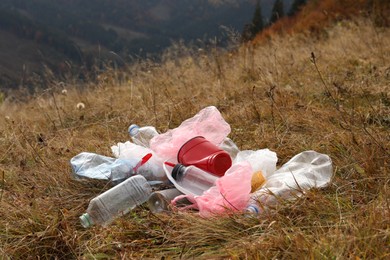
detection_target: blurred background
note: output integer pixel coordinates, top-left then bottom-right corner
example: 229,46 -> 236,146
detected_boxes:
0,0 -> 299,90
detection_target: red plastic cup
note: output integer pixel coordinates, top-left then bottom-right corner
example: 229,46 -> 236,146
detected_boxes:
177,136 -> 232,177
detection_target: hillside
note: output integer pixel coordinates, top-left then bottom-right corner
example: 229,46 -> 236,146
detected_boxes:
0,1 -> 389,259
1,0 -> 286,90
254,0 -> 390,39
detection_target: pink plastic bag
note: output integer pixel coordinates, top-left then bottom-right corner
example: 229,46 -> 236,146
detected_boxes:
150,106 -> 231,161
172,161 -> 252,217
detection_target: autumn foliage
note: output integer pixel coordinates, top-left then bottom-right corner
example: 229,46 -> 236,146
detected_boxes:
255,0 -> 389,41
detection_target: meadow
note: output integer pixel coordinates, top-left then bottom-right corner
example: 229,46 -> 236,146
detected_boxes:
0,18 -> 389,259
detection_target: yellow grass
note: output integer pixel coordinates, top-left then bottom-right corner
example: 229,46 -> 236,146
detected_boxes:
0,19 -> 389,259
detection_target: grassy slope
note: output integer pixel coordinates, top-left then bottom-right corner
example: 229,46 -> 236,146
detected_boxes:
0,18 -> 389,259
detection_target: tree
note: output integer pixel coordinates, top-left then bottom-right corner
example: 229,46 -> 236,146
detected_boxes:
288,0 -> 306,16
241,0 -> 264,42
270,0 -> 284,25
250,0 -> 264,37
241,23 -> 253,42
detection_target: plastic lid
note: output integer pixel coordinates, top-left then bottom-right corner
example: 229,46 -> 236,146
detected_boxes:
80,213 -> 93,228
128,124 -> 140,137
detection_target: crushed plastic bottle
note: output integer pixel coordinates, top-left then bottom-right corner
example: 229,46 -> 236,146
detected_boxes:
245,151 -> 333,215
80,175 -> 152,228
128,124 -> 159,148
70,152 -> 152,184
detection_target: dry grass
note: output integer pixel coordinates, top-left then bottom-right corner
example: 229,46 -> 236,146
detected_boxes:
0,18 -> 389,259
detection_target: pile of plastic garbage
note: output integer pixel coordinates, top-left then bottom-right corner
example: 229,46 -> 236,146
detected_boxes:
70,106 -> 333,228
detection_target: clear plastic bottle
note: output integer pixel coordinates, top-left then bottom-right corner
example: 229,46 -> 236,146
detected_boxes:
70,152 -> 152,184
79,175 -> 152,228
128,124 -> 159,148
245,204 -> 260,215
70,152 -> 137,183
147,188 -> 183,213
171,163 -> 219,196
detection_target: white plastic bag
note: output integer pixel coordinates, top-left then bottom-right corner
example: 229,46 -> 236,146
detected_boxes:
233,149 -> 278,179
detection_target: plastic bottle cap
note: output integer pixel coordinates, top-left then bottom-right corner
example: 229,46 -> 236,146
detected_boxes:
128,124 -> 140,137
80,213 -> 92,228
246,205 -> 259,214
171,164 -> 185,180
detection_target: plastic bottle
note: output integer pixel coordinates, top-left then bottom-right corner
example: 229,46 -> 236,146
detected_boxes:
70,152 -> 152,184
110,153 -> 153,184
128,124 -> 159,148
245,204 -> 261,215
80,175 -> 152,228
147,188 -> 183,213
169,163 -> 219,196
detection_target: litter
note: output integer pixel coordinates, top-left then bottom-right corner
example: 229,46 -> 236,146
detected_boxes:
246,150 -> 333,214
70,152 -> 152,184
128,124 -> 159,148
149,106 -> 231,162
111,141 -> 167,182
70,106 -> 333,227
233,149 -> 278,179
171,161 -> 253,217
177,136 -> 232,177
218,137 -> 240,160
147,188 -> 184,213
165,162 -> 220,196
80,175 -> 152,228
